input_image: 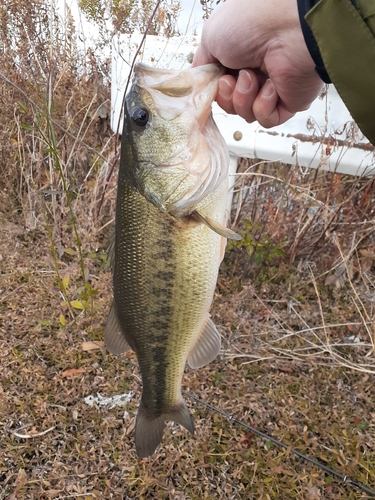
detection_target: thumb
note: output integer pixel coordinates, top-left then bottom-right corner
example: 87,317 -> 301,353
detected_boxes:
192,44 -> 218,67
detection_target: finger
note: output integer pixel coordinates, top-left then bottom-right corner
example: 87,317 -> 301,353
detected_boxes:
231,69 -> 259,123
216,75 -> 236,115
192,44 -> 217,67
253,79 -> 295,128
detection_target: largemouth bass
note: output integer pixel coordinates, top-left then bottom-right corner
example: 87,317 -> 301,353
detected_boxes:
105,62 -> 240,458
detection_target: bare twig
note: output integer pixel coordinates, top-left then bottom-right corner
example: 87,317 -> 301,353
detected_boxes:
12,426 -> 55,439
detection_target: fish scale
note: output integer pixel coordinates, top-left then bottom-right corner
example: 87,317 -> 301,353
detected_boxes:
114,180 -> 221,401
105,62 -> 239,458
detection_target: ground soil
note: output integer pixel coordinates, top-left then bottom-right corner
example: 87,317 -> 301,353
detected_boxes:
1,201 -> 375,499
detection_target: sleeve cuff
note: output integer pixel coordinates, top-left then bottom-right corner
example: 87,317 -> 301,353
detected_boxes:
297,0 -> 332,83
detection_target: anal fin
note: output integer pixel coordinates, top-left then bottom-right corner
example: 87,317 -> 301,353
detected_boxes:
104,302 -> 131,355
187,315 -> 221,369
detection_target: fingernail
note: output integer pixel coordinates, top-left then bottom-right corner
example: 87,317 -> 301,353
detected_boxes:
261,80 -> 275,97
219,78 -> 233,99
237,70 -> 252,93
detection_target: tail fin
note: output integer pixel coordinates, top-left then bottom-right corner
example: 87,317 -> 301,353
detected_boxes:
135,399 -> 194,458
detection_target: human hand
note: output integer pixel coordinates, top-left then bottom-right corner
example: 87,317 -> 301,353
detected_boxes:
193,0 -> 324,127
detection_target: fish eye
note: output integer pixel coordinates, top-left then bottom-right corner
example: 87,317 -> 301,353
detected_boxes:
131,107 -> 149,127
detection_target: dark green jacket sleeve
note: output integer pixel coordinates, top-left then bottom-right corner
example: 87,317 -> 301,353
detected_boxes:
298,0 -> 375,145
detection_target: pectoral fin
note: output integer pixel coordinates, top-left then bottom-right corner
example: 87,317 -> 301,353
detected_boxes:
104,302 -> 132,355
193,211 -> 242,241
187,315 -> 221,369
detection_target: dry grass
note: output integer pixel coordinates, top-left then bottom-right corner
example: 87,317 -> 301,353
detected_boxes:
1,1 -> 375,499
2,157 -> 375,499
1,224 -> 375,499
222,159 -> 375,374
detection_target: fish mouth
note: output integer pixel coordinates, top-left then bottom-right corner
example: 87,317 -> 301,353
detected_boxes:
134,62 -> 225,88
133,62 -> 225,124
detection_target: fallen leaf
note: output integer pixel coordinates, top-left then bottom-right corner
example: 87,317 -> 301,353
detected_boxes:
70,300 -> 85,310
61,368 -> 85,377
46,490 -> 63,498
62,274 -> 70,292
307,485 -> 320,498
359,248 -> 375,258
277,365 -> 294,374
81,341 -> 105,351
64,248 -> 77,256
240,431 -> 255,448
354,416 -> 362,427
10,468 -> 27,500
